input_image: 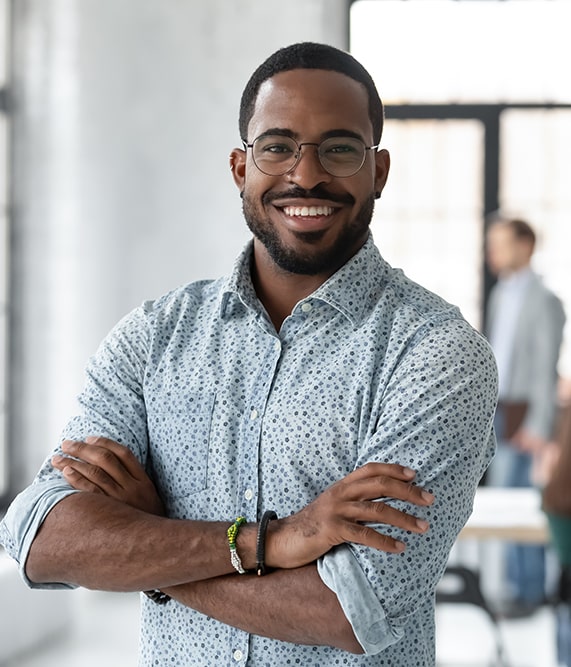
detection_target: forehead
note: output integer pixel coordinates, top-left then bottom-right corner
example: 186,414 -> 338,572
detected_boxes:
248,69 -> 373,141
488,225 -> 516,247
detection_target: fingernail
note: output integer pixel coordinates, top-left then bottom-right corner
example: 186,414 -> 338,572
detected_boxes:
421,491 -> 434,503
416,519 -> 429,531
52,455 -> 63,464
403,467 -> 415,477
85,436 -> 97,444
395,540 -> 406,552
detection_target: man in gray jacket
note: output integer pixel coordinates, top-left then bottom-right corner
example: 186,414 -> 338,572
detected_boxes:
486,214 -> 566,616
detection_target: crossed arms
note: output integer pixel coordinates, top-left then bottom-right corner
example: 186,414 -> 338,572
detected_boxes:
25,437 -> 434,653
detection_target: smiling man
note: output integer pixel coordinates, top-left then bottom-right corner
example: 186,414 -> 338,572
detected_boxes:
1,43 -> 497,666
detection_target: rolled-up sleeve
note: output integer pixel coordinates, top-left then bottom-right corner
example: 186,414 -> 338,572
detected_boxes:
1,482 -> 79,589
318,546 -> 405,654
319,318 -> 497,654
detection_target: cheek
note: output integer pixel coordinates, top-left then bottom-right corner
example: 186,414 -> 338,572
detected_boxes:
243,170 -> 279,201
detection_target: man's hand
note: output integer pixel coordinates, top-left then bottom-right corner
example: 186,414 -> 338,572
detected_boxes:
52,437 -> 165,516
53,438 -> 434,569
266,462 -> 434,570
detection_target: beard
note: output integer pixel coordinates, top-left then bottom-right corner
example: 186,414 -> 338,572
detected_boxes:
242,186 -> 375,276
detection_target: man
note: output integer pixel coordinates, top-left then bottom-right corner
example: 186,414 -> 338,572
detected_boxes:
485,215 -> 565,616
1,43 -> 497,665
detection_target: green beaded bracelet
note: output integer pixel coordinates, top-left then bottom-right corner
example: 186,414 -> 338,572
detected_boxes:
228,516 -> 247,574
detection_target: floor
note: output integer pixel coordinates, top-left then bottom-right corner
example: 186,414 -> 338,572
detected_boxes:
0,589 -> 561,667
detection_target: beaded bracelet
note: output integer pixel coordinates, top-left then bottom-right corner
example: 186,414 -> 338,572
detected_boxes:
227,516 -> 247,574
256,510 -> 278,576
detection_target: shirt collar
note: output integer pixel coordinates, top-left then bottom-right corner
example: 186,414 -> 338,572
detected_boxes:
219,234 -> 388,327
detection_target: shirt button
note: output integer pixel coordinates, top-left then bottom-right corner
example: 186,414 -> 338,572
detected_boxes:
274,340 -> 281,352
301,302 -> 312,312
250,409 -> 258,420
244,488 -> 254,501
233,649 -> 243,661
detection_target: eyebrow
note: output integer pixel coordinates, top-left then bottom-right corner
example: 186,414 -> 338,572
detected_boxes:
254,127 -> 367,143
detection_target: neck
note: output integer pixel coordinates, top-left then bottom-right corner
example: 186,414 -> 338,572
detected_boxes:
251,246 -> 331,332
501,263 -> 531,280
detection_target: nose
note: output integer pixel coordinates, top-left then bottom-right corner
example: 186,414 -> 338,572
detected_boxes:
286,143 -> 333,189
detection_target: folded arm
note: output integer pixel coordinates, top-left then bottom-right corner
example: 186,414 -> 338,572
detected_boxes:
39,436 -> 434,651
164,565 -> 363,653
30,437 -> 432,587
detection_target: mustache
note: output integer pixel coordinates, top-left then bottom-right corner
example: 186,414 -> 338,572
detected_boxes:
262,185 -> 355,206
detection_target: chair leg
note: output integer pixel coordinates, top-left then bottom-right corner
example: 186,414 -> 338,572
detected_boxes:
437,565 -> 510,666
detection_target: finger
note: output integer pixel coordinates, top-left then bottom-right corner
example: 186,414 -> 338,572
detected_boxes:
83,437 -> 148,482
60,464 -> 106,495
337,474 -> 434,506
62,439 -> 133,483
347,462 -> 417,483
341,522 -> 407,553
53,453 -> 122,495
348,500 -> 430,534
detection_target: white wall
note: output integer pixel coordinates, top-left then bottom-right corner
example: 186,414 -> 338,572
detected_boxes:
8,0 -> 349,485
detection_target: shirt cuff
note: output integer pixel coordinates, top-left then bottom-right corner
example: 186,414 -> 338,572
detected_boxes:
317,545 -> 404,655
0,482 -> 79,590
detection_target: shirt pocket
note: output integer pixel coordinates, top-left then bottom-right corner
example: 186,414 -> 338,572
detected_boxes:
147,392 -> 215,498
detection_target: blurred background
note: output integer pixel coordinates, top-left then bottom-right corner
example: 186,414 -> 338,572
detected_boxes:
0,0 -> 570,665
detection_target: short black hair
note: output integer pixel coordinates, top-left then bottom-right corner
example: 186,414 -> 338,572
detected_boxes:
239,42 -> 384,145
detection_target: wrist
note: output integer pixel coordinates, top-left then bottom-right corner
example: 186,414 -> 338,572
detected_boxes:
256,510 -> 278,575
263,517 -> 285,569
234,522 -> 258,571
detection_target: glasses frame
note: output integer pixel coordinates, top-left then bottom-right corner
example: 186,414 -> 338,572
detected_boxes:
242,134 -> 379,178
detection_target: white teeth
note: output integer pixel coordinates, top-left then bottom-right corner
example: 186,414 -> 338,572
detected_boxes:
283,205 -> 334,217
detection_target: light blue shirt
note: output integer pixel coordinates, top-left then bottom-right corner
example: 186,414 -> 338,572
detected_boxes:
488,267 -> 532,398
1,236 -> 497,666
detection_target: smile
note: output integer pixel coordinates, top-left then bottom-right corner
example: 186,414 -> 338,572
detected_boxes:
282,205 -> 335,217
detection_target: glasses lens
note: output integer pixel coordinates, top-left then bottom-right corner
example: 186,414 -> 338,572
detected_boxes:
252,135 -> 298,176
318,137 -> 366,177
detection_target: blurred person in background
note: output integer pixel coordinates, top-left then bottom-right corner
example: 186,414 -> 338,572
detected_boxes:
0,42 -> 497,666
485,215 -> 566,618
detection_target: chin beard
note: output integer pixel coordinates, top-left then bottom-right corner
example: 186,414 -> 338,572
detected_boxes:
242,193 -> 375,276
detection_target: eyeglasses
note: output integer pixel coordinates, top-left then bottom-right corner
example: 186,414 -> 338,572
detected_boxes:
242,134 -> 379,178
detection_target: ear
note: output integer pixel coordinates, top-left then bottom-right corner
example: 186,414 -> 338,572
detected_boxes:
374,148 -> 390,199
230,148 -> 246,192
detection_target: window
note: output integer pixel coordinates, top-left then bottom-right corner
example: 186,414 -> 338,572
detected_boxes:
351,0 -> 571,374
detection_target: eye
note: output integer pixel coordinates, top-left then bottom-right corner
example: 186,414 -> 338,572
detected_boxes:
255,137 -> 296,158
324,142 -> 359,155
264,143 -> 294,154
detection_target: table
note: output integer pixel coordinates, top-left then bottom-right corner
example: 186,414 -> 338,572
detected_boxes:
460,487 -> 549,544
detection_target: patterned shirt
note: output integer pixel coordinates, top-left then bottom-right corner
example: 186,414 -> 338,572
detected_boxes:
1,235 -> 497,666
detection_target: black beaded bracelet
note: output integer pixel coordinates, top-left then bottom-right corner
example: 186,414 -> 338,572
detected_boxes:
256,510 -> 278,576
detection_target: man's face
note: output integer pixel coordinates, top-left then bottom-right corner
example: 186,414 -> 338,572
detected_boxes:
486,225 -> 532,277
231,69 -> 390,277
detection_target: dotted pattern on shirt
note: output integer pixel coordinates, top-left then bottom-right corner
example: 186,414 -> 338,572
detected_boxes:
2,236 -> 498,666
